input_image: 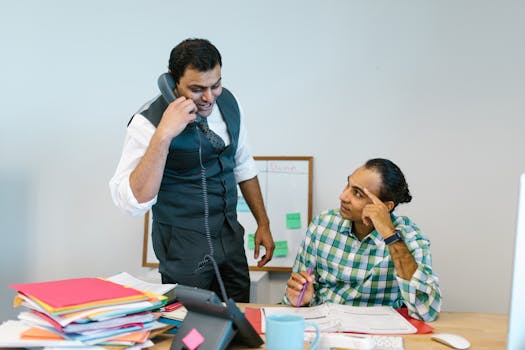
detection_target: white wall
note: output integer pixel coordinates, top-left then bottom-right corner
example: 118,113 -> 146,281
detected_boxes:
1,0 -> 524,320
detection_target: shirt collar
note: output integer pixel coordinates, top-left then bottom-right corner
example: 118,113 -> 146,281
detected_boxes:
336,212 -> 352,235
345,213 -> 399,244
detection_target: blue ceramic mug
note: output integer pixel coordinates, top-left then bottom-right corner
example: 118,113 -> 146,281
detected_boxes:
265,314 -> 320,350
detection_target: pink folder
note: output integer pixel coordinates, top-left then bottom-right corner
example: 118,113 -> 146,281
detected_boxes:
10,278 -> 147,312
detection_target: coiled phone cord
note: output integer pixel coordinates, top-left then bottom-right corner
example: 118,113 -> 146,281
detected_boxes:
194,122 -> 229,302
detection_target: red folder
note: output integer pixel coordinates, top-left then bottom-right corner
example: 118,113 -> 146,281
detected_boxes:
396,308 -> 434,334
245,307 -> 262,334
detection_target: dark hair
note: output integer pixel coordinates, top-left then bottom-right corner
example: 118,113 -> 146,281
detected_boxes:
364,158 -> 412,210
168,38 -> 222,85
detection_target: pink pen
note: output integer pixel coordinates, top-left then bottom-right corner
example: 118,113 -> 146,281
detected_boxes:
296,265 -> 313,307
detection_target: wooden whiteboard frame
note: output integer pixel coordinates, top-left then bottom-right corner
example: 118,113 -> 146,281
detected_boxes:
142,210 -> 156,268
142,156 -> 313,271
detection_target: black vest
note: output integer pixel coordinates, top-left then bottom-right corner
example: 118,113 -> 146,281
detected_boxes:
134,88 -> 241,235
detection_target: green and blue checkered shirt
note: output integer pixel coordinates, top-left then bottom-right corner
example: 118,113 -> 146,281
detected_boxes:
283,209 -> 441,322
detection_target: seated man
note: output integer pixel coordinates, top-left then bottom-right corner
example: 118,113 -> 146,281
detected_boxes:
284,158 -> 441,321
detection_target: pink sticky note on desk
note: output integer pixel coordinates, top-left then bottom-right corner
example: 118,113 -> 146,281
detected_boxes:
182,328 -> 205,350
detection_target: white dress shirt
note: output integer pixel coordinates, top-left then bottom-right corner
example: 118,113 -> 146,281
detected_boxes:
109,94 -> 258,216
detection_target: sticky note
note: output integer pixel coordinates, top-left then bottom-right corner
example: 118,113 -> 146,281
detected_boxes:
237,197 -> 250,212
182,328 -> 205,350
273,240 -> 288,257
286,213 -> 302,229
247,234 -> 255,250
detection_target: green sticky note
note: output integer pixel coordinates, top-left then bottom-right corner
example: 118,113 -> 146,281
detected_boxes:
247,234 -> 255,250
286,213 -> 302,229
273,240 -> 288,257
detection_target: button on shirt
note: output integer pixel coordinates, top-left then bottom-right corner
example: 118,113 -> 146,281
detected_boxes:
109,94 -> 258,216
284,209 -> 442,322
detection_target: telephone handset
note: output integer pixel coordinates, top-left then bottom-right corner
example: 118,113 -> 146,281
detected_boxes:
158,73 -> 178,103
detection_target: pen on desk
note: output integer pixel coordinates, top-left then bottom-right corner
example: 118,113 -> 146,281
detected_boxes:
296,265 -> 313,307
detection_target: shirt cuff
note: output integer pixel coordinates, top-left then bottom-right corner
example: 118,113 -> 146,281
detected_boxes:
396,264 -> 439,302
125,185 -> 157,216
234,157 -> 258,183
111,175 -> 157,217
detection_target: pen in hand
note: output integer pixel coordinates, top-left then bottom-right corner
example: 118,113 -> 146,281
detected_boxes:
296,265 -> 314,307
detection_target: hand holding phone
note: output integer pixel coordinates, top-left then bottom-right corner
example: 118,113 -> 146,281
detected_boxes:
156,73 -> 198,138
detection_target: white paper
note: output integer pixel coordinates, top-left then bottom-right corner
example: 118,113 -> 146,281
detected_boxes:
106,272 -> 176,296
262,303 -> 417,334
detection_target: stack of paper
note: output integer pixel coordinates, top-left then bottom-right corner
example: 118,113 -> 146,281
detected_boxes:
107,272 -> 183,334
4,275 -> 169,348
107,272 -> 176,303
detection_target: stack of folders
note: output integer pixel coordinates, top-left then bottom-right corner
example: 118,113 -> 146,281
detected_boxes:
158,301 -> 188,334
6,275 -> 169,348
106,272 -> 185,334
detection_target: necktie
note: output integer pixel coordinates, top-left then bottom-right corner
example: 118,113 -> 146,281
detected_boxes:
196,118 -> 225,151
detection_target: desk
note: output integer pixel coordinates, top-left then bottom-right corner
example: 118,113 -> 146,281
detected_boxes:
151,304 -> 509,350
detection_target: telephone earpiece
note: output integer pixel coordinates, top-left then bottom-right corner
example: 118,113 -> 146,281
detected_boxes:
158,73 -> 177,103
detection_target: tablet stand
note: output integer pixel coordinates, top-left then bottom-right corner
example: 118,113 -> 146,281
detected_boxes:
169,285 -> 263,350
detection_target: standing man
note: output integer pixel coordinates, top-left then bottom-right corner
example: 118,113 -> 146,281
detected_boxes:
110,38 -> 274,302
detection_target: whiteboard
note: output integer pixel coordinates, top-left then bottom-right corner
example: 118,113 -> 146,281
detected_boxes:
239,156 -> 313,271
142,156 -> 313,271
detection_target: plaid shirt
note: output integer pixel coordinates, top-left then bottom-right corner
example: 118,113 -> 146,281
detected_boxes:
283,209 -> 442,322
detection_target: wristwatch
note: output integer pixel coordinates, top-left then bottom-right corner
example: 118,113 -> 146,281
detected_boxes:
384,229 -> 403,245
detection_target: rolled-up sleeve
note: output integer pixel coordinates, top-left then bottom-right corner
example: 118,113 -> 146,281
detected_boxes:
232,98 -> 258,183
396,228 -> 442,322
109,115 -> 157,216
